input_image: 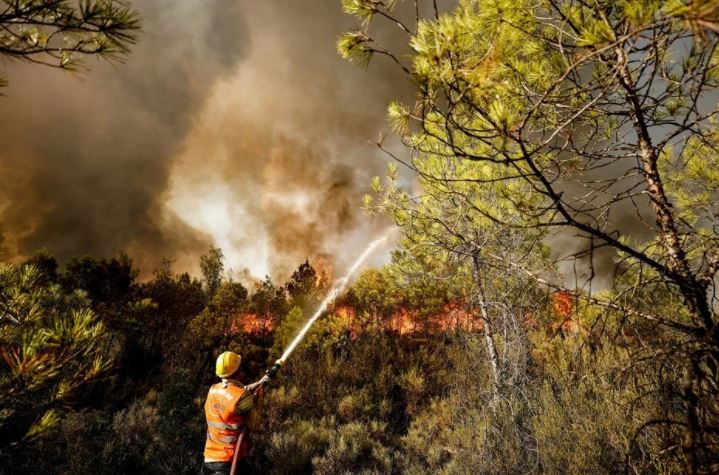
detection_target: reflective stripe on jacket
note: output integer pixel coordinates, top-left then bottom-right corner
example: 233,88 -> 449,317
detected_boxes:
203,380 -> 251,463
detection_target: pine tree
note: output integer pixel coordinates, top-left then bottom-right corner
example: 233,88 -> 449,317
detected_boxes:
0,0 -> 140,89
0,262 -> 113,455
340,0 -> 719,470
200,246 -> 224,299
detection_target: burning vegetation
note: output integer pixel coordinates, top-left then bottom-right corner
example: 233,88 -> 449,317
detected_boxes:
1,243 -> 710,473
3,0 -> 719,473
549,291 -> 587,336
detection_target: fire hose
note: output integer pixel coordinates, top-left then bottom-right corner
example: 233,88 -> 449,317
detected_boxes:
228,359 -> 283,475
227,233 -> 388,474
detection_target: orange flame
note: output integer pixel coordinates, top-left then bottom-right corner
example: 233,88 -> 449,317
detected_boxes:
549,291 -> 587,335
552,291 -> 573,318
228,312 -> 275,336
332,305 -> 359,338
388,308 -> 416,335
432,301 -> 483,332
313,255 -> 334,286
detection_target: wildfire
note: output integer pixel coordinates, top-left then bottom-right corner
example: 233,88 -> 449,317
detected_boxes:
549,291 -> 587,335
432,301 -> 483,332
228,313 -> 274,336
388,308 -> 416,335
230,295 -> 584,339
331,305 -> 359,338
230,296 -> 579,340
329,301 -> 484,337
552,291 -> 573,317
312,255 -> 334,286
229,294 -> 587,339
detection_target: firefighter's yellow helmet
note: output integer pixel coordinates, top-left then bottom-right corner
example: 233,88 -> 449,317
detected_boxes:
215,351 -> 241,378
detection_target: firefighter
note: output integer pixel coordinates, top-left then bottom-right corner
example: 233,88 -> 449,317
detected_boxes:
202,351 -> 269,475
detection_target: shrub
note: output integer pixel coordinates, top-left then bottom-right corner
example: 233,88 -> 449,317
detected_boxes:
265,419 -> 333,474
312,421 -> 391,475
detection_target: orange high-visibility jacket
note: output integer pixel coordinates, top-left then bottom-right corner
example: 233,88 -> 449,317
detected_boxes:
203,380 -> 253,463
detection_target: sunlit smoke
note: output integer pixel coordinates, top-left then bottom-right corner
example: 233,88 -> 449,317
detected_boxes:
167,181 -> 271,278
0,0 -> 405,279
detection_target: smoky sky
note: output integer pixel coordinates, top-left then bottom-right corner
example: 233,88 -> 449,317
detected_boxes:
0,0 -> 408,279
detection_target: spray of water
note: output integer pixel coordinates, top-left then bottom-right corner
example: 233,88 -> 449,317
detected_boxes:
278,233 -> 388,363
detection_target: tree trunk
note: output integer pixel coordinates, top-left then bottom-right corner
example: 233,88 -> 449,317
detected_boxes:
615,47 -> 712,333
615,46 -> 715,474
471,253 -> 501,394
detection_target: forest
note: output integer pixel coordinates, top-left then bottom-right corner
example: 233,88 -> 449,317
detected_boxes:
2,0 -> 719,474
0,248 -> 662,474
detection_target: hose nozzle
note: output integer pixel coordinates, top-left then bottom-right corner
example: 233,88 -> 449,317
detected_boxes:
264,359 -> 283,382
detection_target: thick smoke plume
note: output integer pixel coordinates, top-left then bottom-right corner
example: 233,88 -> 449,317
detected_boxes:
0,1 -> 404,279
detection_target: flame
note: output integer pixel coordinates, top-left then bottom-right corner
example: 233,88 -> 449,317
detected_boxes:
383,301 -> 484,335
552,291 -> 573,318
549,291 -> 587,335
228,312 -> 275,336
433,301 -> 483,332
313,255 -> 335,285
330,305 -> 359,338
277,299 -> 519,340
388,308 -> 416,335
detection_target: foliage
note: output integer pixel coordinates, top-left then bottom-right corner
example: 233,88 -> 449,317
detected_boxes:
200,245 -> 225,299
286,260 -> 328,313
2,246 -> 710,474
340,0 -> 719,470
270,306 -> 306,360
4,1 -> 719,473
0,0 -> 140,89
0,262 -> 113,462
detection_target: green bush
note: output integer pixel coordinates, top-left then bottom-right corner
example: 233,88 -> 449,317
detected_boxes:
312,421 -> 391,475
265,419 -> 333,474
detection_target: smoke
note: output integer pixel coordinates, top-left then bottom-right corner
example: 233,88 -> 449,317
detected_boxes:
0,0 -> 405,278
166,1 -> 406,278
